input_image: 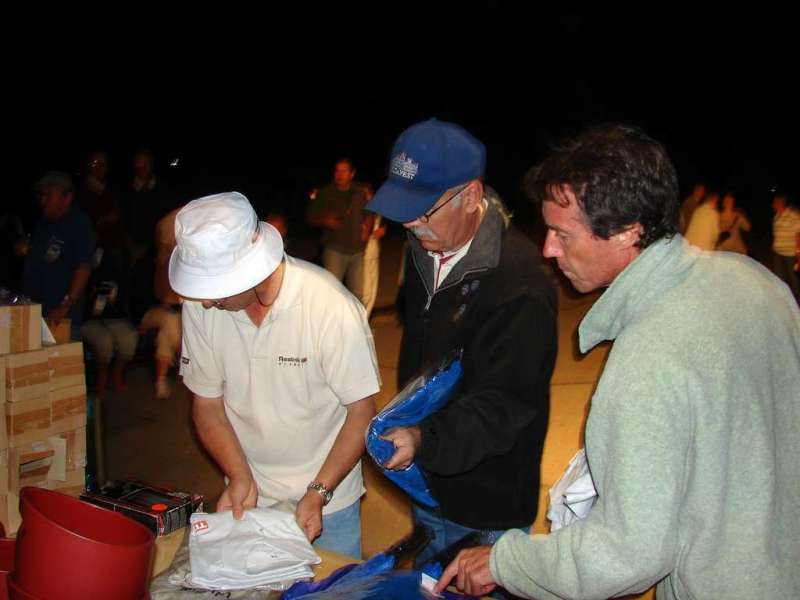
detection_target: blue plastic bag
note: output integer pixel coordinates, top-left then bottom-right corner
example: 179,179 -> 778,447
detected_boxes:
366,352 -> 462,507
282,570 -> 472,599
281,551 -> 472,599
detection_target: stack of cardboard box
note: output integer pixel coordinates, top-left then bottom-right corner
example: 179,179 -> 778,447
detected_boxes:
0,303 -> 87,534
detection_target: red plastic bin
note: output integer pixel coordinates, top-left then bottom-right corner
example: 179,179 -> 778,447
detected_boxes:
11,487 -> 154,600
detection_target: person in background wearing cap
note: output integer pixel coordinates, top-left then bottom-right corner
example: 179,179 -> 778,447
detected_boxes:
170,192 -> 380,559
436,124 -> 800,599
22,171 -> 96,339
368,119 -> 558,566
307,158 -> 374,303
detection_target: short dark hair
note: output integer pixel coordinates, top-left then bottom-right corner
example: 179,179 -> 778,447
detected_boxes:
526,124 -> 680,248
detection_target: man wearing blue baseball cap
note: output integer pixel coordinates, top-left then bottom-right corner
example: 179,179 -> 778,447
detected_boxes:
369,119 -> 558,565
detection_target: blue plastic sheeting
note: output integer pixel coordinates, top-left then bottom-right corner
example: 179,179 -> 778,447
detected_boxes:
281,570 -> 472,599
365,355 -> 462,507
282,551 -> 472,599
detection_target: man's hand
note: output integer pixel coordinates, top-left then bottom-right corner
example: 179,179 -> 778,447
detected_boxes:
216,474 -> 258,520
46,303 -> 70,328
295,489 -> 325,542
380,426 -> 421,470
434,546 -> 497,597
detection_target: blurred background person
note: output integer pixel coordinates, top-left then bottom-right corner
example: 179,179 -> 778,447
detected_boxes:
684,189 -> 720,250
771,191 -> 800,302
80,230 -> 138,395
139,205 -> 183,399
307,158 -> 374,302
716,191 -> 751,254
78,150 -> 120,239
679,181 -> 706,234
22,171 -> 95,339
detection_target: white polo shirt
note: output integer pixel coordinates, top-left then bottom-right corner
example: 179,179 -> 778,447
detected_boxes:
180,256 -> 381,513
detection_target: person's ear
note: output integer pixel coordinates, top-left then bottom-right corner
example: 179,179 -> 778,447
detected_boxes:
464,181 -> 484,214
612,223 -> 643,249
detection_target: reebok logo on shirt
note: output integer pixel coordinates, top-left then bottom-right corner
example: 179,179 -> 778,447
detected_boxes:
278,356 -> 307,367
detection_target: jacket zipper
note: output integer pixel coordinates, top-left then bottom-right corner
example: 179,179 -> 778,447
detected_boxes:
410,249 -> 488,312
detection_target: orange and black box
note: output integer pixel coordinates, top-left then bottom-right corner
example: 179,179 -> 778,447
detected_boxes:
80,480 -> 203,537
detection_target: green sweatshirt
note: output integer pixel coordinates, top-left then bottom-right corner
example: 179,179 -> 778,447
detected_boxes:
492,236 -> 800,599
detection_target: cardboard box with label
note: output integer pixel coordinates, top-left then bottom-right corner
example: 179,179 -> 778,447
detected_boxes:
51,427 -> 87,471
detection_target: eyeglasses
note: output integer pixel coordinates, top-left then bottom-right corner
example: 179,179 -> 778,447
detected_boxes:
418,184 -> 470,224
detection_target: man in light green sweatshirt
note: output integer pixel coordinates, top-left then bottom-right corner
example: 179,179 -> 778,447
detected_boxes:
435,124 -> 800,599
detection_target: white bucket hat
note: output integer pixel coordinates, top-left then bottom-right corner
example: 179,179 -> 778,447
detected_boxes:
168,192 -> 284,299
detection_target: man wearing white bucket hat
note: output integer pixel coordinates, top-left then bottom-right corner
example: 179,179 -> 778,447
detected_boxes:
169,192 -> 380,558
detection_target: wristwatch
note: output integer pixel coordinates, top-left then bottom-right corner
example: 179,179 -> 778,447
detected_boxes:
307,481 -> 333,506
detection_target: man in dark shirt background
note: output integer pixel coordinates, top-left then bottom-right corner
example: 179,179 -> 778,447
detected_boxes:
307,158 -> 373,303
23,171 -> 96,340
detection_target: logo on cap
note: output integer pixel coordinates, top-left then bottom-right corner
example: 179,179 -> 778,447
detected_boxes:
390,153 -> 419,180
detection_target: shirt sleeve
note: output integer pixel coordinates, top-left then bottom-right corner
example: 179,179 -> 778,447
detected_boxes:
318,292 -> 381,405
180,302 -> 224,398
490,351 -> 690,600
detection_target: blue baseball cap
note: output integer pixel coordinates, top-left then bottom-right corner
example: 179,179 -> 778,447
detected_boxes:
367,118 -> 486,223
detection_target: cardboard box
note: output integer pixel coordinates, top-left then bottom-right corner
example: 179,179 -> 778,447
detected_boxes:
5,492 -> 20,536
6,396 -> 51,448
0,303 -> 42,355
49,318 -> 71,345
8,440 -> 57,494
51,427 -> 87,472
0,494 -> 8,535
0,371 -> 6,451
81,480 -> 204,537
45,342 -> 85,391
45,467 -> 85,497
0,450 -> 7,496
49,384 -> 87,434
4,349 -> 50,403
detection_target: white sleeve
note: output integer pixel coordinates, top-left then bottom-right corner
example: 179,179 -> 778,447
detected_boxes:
180,302 -> 224,398
318,293 -> 381,405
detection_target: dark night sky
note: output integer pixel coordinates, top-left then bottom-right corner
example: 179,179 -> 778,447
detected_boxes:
7,8 -> 796,237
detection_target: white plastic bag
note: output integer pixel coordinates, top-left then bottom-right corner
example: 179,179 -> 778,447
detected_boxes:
546,448 -> 598,532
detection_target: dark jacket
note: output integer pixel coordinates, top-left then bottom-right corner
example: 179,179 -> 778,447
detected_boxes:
398,191 -> 558,530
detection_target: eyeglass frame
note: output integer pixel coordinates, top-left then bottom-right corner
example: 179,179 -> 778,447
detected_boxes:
417,183 -> 471,224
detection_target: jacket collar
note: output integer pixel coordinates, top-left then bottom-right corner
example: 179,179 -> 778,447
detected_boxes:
578,235 -> 697,352
408,187 -> 508,296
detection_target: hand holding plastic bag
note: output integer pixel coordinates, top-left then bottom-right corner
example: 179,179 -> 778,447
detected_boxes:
366,352 -> 462,507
